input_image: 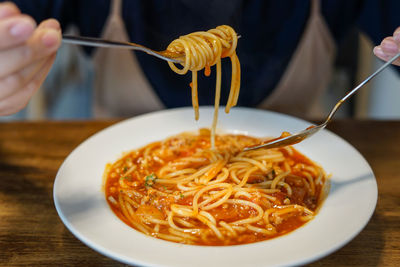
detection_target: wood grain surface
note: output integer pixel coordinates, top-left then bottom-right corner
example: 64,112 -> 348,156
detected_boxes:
0,120 -> 399,266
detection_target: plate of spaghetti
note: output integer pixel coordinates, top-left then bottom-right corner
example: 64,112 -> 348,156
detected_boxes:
54,25 -> 377,266
53,107 -> 377,267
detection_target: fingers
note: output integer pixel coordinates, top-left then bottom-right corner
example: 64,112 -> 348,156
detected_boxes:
373,26 -> 400,66
0,19 -> 61,98
0,11 -> 61,116
0,57 -> 47,100
37,18 -> 60,31
0,15 -> 36,49
0,2 -> 36,49
0,2 -> 20,19
0,19 -> 61,79
0,53 -> 56,116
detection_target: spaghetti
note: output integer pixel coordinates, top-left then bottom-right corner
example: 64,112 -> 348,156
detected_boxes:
104,129 -> 327,246
166,25 -> 240,148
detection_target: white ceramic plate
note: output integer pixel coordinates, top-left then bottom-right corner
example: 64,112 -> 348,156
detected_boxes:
54,107 -> 377,267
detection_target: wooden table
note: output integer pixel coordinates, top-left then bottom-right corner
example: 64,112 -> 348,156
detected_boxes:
0,120 -> 399,266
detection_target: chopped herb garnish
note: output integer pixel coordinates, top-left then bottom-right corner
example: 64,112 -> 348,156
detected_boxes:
120,176 -> 132,181
123,166 -> 128,172
145,173 -> 157,187
162,185 -> 167,190
179,192 -> 185,199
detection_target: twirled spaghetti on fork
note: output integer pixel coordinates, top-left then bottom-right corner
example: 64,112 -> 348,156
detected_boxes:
166,25 -> 240,148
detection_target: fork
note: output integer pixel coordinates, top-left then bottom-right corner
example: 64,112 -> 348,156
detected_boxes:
62,35 -> 183,63
63,34 -> 241,64
244,52 -> 400,151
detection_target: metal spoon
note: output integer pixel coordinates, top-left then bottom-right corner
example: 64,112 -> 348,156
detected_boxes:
62,35 -> 183,63
245,52 -> 400,151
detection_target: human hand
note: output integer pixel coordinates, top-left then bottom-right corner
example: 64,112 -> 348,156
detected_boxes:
0,2 -> 61,116
373,26 -> 400,66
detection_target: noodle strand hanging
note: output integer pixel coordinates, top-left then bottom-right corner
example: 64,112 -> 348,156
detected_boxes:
166,25 -> 240,148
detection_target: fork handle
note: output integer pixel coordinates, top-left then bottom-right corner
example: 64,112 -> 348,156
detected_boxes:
62,35 -> 145,49
62,35 -> 181,63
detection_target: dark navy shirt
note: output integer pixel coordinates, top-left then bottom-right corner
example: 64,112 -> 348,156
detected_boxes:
7,0 -> 400,108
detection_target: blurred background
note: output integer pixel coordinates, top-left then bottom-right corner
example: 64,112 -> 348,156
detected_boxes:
1,26 -> 399,121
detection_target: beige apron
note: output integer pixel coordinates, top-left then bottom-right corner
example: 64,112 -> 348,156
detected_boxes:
92,0 -> 164,118
258,0 -> 336,118
93,0 -> 335,119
